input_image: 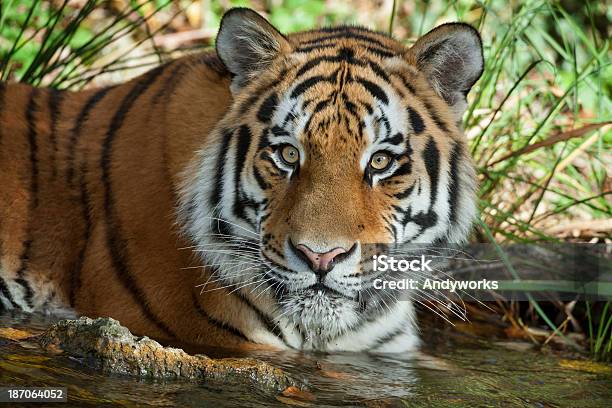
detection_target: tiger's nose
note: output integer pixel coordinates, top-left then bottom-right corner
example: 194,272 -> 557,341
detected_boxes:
291,242 -> 353,274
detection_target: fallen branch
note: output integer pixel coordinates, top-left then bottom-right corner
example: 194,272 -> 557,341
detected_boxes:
488,122 -> 611,167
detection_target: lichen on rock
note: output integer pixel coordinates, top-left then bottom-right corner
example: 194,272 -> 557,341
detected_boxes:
37,317 -> 306,394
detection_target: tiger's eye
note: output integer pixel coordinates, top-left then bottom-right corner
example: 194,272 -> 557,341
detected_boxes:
280,145 -> 299,165
370,151 -> 392,170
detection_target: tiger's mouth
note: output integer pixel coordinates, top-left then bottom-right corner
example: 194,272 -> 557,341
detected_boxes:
307,282 -> 346,296
259,250 -> 369,302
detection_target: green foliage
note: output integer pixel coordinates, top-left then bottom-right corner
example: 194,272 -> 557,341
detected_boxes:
449,0 -> 610,361
587,301 -> 612,362
0,0 -> 174,87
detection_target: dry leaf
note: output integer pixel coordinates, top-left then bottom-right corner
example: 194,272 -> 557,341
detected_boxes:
0,327 -> 34,341
281,386 -> 316,402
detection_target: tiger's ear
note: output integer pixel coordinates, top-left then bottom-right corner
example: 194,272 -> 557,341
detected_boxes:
216,8 -> 291,93
408,23 -> 483,118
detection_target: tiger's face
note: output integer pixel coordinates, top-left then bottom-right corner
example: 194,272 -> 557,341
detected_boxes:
181,9 -> 483,349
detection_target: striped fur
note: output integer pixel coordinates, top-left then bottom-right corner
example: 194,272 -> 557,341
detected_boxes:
0,8 -> 482,352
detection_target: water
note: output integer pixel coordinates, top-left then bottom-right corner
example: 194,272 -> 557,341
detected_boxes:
1,312 -> 610,407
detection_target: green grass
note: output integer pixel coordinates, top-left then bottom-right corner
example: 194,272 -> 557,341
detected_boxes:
587,301 -> 612,362
460,0 -> 610,361
1,0 -> 610,360
0,0 -> 176,87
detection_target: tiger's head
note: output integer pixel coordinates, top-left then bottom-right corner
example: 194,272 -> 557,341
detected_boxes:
180,8 -> 483,349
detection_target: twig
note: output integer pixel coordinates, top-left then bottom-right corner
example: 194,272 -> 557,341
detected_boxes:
488,122 -> 611,167
545,219 -> 612,235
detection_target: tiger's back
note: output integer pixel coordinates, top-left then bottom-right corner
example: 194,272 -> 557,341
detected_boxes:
0,54 -> 252,346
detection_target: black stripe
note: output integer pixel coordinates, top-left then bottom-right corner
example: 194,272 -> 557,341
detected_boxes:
355,78 -> 388,104
67,87 -> 112,186
192,291 -> 250,342
15,239 -> 34,308
210,129 -> 233,208
270,125 -> 290,137
70,160 -> 92,307
256,92 -> 278,123
48,88 -> 64,180
447,142 -> 461,224
423,101 -> 449,132
362,46 -> 396,59
381,132 -> 403,146
389,223 -> 398,242
254,128 -> 273,192
239,84 -> 270,116
26,89 -> 40,207
15,239 -> 36,308
0,277 -> 20,310
377,113 -> 391,140
233,125 -> 252,221
296,42 -> 396,59
358,100 -> 374,114
344,100 -> 358,117
297,31 -> 394,53
314,25 -> 386,36
401,138 -> 441,233
257,128 -> 271,151
391,72 -> 417,95
14,90 -> 41,309
393,184 -> 414,200
392,204 -> 406,217
293,47 -> 390,81
295,52 -> 350,78
374,325 -> 405,348
393,159 -> 412,178
238,69 -> 287,116
423,137 -> 440,206
234,290 -> 287,343
253,165 -> 271,190
291,75 -> 332,99
408,107 -> 425,134
367,60 -> 390,82
313,99 -> 329,114
210,129 -> 234,237
151,61 -> 188,106
101,65 -> 176,338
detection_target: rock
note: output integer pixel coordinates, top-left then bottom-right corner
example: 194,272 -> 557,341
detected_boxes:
37,317 -> 306,394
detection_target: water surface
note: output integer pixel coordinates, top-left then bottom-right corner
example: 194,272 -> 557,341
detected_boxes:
1,312 -> 610,407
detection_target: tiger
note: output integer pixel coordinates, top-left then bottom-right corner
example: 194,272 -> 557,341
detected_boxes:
0,7 -> 483,352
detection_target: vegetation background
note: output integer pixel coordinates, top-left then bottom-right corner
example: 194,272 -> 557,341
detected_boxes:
1,0 -> 610,361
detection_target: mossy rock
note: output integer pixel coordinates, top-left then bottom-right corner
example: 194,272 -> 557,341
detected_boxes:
38,317 -> 306,395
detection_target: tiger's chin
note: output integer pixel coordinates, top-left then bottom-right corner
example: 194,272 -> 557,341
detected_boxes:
279,288 -> 361,348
